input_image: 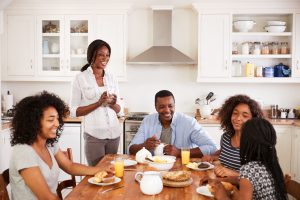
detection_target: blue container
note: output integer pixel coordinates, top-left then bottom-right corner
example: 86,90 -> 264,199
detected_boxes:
263,67 -> 274,77
274,63 -> 291,77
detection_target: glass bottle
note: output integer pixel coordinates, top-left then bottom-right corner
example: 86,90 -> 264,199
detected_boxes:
272,42 -> 279,54
232,42 -> 238,54
280,42 -> 289,54
261,42 -> 269,54
232,60 -> 242,77
253,42 -> 261,55
242,42 -> 249,55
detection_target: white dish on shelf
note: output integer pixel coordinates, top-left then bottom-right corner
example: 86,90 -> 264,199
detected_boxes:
233,20 -> 256,32
264,25 -> 286,33
267,21 -> 286,26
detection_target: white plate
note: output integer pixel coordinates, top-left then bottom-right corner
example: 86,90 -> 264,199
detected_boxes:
196,185 -> 213,197
186,162 -> 214,171
110,159 -> 137,167
88,177 -> 121,186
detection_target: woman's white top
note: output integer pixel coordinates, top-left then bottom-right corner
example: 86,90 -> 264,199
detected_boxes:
10,143 -> 60,200
70,67 -> 121,139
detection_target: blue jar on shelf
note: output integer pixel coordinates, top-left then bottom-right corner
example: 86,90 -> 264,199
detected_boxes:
274,63 -> 291,77
263,67 -> 274,77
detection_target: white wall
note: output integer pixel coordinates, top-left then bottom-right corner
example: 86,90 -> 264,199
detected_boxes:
1,5 -> 300,114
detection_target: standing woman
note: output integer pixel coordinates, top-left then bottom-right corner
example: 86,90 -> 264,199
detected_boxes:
202,95 -> 264,177
70,39 -> 121,166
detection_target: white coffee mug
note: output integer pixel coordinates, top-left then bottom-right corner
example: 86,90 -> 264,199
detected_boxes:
154,143 -> 166,156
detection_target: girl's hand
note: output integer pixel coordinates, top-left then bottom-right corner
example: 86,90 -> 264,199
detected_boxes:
214,165 -> 239,177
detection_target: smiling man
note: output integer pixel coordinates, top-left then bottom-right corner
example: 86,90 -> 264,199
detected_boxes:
129,90 -> 217,157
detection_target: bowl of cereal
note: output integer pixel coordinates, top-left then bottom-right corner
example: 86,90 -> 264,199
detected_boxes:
147,155 -> 176,171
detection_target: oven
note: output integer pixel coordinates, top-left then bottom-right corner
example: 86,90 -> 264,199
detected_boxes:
123,112 -> 149,154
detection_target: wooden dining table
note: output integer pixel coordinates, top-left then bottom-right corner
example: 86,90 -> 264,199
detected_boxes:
65,154 -> 217,200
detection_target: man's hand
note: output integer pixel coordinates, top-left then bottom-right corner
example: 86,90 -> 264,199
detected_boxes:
143,135 -> 160,151
163,145 -> 180,157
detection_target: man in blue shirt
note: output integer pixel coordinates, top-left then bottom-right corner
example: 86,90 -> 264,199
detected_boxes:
129,90 -> 217,157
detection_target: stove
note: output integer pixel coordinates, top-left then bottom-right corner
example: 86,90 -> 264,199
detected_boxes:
124,112 -> 149,154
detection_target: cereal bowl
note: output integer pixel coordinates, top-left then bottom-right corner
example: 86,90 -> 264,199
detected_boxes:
148,156 -> 176,171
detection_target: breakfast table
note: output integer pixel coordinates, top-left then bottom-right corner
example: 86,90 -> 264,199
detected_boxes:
65,154 -> 218,200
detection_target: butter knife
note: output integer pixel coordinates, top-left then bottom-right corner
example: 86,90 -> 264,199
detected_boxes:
101,185 -> 124,194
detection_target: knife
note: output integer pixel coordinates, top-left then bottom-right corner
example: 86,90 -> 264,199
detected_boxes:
101,185 -> 124,194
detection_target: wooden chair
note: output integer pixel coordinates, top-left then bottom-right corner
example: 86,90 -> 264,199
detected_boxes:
0,169 -> 10,200
286,178 -> 300,200
56,148 -> 76,200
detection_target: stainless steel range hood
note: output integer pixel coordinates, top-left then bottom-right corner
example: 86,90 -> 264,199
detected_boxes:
127,7 -> 196,65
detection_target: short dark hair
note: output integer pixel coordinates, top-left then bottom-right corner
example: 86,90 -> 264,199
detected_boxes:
11,91 -> 69,146
154,90 -> 175,105
218,94 -> 264,134
241,118 -> 287,199
81,39 -> 111,72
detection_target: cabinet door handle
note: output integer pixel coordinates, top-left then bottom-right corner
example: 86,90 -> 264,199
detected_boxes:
66,59 -> 69,70
225,60 -> 228,70
30,59 -> 33,69
297,60 -> 299,70
60,60 -> 64,70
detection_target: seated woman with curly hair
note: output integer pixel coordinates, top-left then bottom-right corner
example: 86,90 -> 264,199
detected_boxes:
202,95 -> 264,178
9,91 -> 109,200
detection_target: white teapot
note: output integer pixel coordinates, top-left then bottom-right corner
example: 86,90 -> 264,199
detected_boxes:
135,147 -> 152,164
135,171 -> 163,195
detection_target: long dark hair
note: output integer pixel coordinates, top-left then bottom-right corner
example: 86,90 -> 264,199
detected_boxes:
80,39 -> 111,72
240,118 -> 287,200
218,94 -> 264,134
11,91 -> 69,146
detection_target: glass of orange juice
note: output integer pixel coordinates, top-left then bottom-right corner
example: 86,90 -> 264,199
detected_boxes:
181,148 -> 190,165
114,157 -> 124,178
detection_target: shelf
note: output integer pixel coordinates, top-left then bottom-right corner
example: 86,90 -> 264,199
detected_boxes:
42,33 -> 60,37
196,77 -> 300,83
70,33 -> 88,37
232,32 -> 292,36
232,54 -> 292,59
43,54 -> 60,58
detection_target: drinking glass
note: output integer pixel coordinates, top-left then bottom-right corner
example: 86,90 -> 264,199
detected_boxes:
181,148 -> 190,165
114,157 -> 124,178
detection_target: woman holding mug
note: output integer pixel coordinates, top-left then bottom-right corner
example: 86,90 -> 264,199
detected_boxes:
70,39 -> 122,166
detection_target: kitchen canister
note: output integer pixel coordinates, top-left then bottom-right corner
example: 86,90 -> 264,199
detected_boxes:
242,42 -> 250,55
245,62 -> 254,77
231,60 -> 242,77
263,66 -> 274,77
43,40 -> 49,54
256,66 -> 263,77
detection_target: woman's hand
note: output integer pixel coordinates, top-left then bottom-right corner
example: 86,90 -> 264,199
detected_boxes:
214,165 -> 239,177
107,93 -> 117,106
98,91 -> 111,106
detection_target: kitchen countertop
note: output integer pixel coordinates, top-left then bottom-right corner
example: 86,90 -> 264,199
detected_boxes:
197,116 -> 300,127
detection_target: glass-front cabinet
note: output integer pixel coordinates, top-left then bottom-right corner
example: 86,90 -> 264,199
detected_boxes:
37,16 -> 92,76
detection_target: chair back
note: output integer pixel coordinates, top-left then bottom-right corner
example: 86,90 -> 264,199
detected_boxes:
0,169 -> 10,200
286,179 -> 300,200
56,148 -> 76,200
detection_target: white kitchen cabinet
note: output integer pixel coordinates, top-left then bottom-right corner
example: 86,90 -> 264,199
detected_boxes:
0,129 -> 12,172
95,14 -> 127,81
5,15 -> 35,77
291,126 -> 300,182
274,125 -> 292,175
58,123 -> 81,182
197,14 -> 230,80
294,13 -> 300,77
201,124 -> 223,149
36,15 -> 93,77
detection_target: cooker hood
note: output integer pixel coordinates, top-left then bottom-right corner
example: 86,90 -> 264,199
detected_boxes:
127,7 -> 196,65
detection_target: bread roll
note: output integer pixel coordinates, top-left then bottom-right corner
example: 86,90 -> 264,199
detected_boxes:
94,171 -> 108,183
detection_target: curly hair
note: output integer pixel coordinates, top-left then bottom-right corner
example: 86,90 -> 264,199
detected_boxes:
218,94 -> 264,134
11,91 -> 69,146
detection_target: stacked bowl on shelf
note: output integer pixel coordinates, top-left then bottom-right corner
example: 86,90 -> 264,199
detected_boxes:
264,21 -> 286,32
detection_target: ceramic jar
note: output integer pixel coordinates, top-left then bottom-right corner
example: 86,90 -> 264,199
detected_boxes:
135,147 -> 152,164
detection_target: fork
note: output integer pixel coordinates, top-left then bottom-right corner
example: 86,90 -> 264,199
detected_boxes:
101,185 -> 124,194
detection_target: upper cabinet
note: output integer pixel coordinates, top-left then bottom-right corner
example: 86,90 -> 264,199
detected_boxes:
36,15 -> 93,77
96,14 -> 127,81
193,2 -> 300,83
197,14 -> 230,79
294,13 -> 300,78
1,5 -> 129,82
6,15 -> 35,77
